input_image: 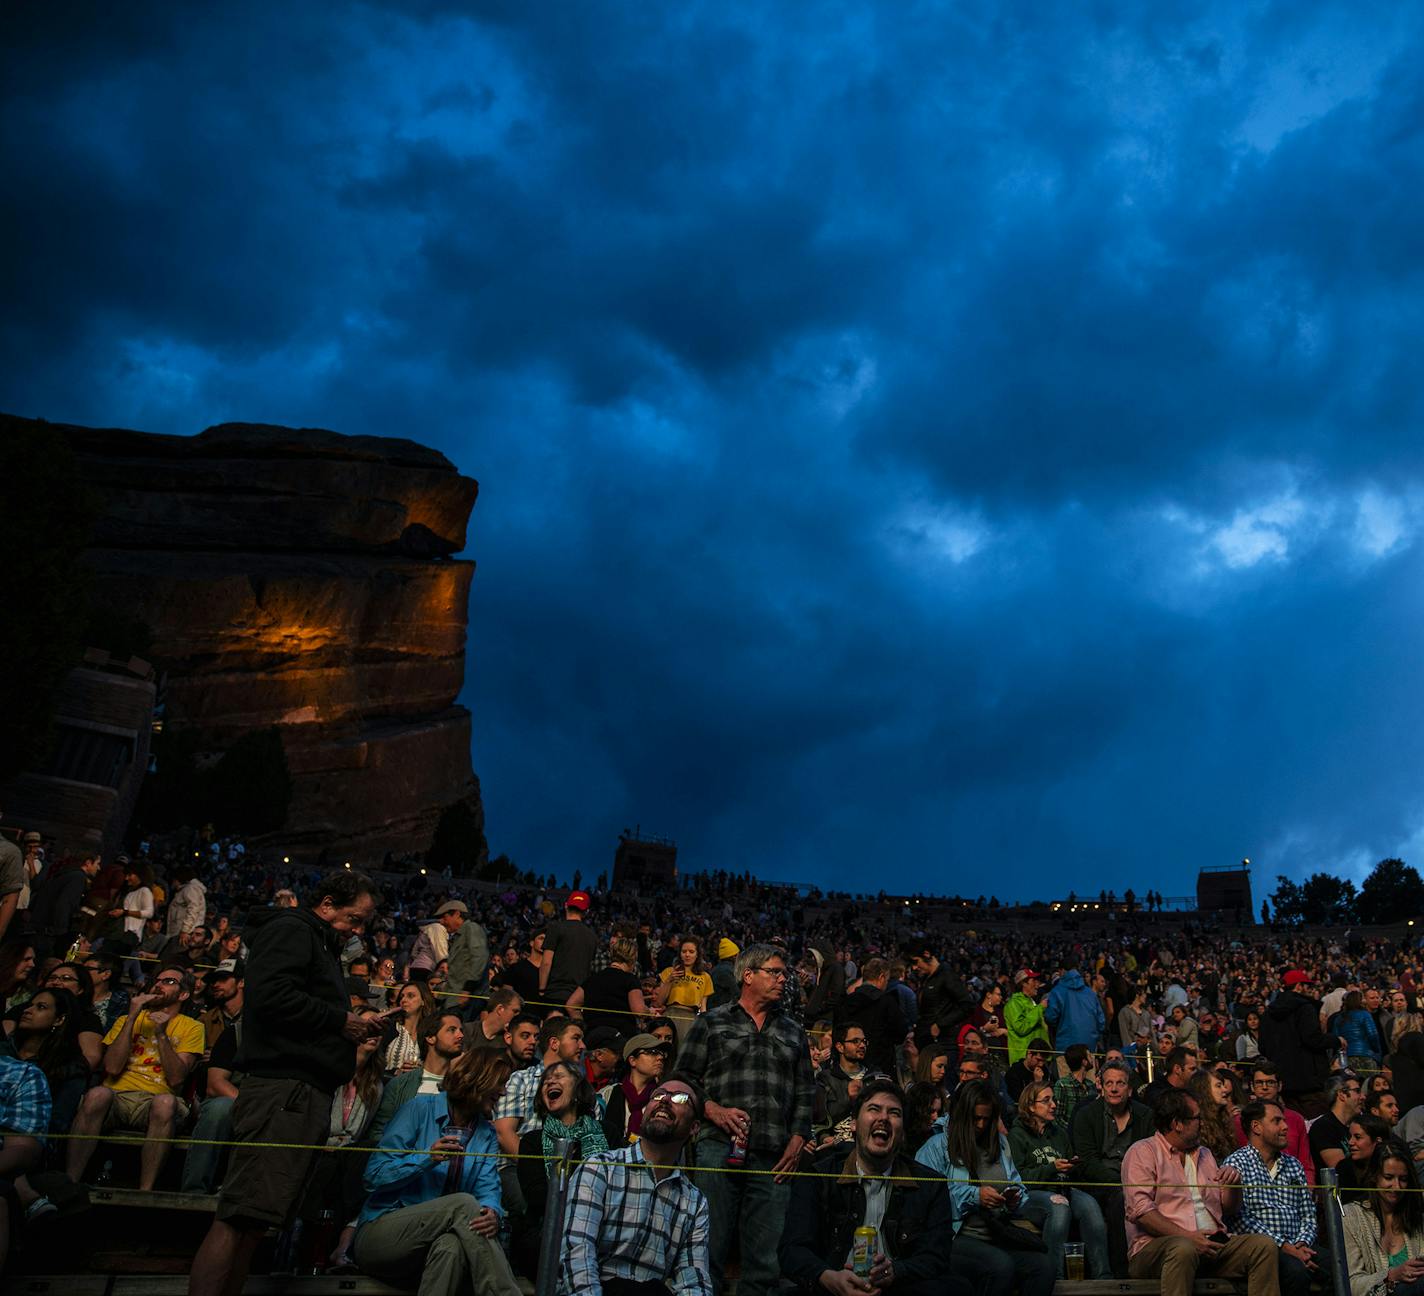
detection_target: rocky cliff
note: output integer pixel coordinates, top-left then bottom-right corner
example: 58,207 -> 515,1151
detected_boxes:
35,416 -> 486,860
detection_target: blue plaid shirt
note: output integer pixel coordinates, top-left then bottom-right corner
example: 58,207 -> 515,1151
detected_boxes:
560,1142 -> 710,1296
0,1054 -> 51,1144
1222,1143 -> 1315,1246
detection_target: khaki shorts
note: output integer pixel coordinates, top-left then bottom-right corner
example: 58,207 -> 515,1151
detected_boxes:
104,1088 -> 191,1130
215,1076 -> 331,1230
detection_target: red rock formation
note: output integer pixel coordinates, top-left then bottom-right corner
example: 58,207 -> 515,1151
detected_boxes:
54,418 -> 486,860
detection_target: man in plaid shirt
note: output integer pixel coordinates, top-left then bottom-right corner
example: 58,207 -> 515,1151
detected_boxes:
561,1078 -> 710,1296
1222,1099 -> 1318,1296
673,942 -> 814,1296
1051,1042 -> 1096,1128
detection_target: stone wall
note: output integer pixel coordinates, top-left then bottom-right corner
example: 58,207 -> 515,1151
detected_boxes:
39,416 -> 486,862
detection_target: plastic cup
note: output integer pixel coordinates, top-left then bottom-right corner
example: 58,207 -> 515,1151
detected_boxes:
1064,1243 -> 1085,1281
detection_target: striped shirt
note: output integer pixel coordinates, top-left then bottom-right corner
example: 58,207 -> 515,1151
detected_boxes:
560,1142 -> 710,1296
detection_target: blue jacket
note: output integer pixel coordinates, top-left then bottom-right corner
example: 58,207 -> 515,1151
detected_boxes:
358,1095 -> 503,1227
1044,971 -> 1105,1051
1334,1009 -> 1383,1062
914,1129 -> 1027,1232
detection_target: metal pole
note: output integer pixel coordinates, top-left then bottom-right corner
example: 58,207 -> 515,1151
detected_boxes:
535,1136 -> 575,1296
1319,1167 -> 1351,1296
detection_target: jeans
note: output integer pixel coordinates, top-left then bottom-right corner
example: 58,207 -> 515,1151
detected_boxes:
1085,1185 -> 1130,1277
1279,1251 -> 1322,1296
694,1139 -> 790,1296
181,1095 -> 235,1193
1032,1186 -> 1110,1278
950,1232 -> 1055,1296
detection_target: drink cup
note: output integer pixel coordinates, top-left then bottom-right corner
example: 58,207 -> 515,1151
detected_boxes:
1064,1243 -> 1085,1280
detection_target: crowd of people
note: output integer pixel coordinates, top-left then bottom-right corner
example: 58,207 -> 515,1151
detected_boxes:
5,821 -> 1424,1296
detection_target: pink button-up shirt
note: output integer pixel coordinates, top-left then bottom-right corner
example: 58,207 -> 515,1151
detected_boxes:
1122,1132 -> 1226,1257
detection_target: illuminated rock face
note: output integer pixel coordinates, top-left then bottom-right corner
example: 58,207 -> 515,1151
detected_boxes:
61,419 -> 486,861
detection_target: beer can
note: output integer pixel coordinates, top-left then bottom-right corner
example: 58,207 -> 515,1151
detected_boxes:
852,1226 -> 877,1278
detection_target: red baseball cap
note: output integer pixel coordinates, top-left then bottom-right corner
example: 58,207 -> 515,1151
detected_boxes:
566,890 -> 591,911
1282,969 -> 1313,987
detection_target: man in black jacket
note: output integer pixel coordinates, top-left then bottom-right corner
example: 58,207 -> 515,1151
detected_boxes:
835,958 -> 909,1076
189,870 -> 382,1296
1070,1059 -> 1155,1277
781,1078 -> 971,1296
1258,970 -> 1345,1119
906,944 -> 973,1050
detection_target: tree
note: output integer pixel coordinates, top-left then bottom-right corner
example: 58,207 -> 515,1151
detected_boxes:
1270,873 -> 1358,927
427,798 -> 487,877
1357,858 -> 1424,926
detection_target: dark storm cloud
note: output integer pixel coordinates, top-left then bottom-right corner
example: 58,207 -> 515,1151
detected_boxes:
5,1 -> 1424,895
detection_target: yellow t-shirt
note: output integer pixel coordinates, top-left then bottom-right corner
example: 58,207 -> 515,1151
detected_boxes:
102,1011 -> 206,1094
660,967 -> 714,1008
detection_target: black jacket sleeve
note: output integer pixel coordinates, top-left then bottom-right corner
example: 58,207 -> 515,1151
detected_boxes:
245,917 -> 346,1040
778,1162 -> 832,1288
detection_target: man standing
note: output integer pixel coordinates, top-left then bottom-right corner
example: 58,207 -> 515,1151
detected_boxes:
835,958 -> 908,1076
1259,970 -> 1344,1118
781,1078 -> 967,1296
1122,1090 -> 1279,1296
1005,969 -> 1051,1064
1045,961 -> 1106,1055
27,853 -> 101,953
465,986 -> 523,1051
540,891 -> 598,1013
0,807 -> 25,946
408,899 -> 467,982
1070,1058 -> 1155,1278
1223,1100 -> 1318,1296
445,903 -> 490,999
561,1079 -> 711,1296
906,945 -> 973,1049
675,943 -> 815,1296
166,866 -> 207,937
189,869 -> 381,1296
1307,1072 -> 1363,1176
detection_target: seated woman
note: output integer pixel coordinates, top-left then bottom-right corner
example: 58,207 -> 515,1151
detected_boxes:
1338,1115 -> 1393,1200
599,1033 -> 666,1148
1343,1141 -> 1424,1295
354,1049 -> 520,1296
1008,1080 -> 1109,1278
513,1061 -> 609,1279
1186,1069 -> 1239,1163
0,988 -> 90,1135
916,1079 -> 1056,1296
384,982 -> 437,1073
5,962 -> 103,1075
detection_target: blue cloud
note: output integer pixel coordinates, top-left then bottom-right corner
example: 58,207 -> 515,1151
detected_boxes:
5,1 -> 1424,897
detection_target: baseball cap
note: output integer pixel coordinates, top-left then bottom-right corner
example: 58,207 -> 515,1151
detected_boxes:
1014,968 -> 1041,985
434,900 -> 469,917
566,890 -> 591,911
623,1032 -> 665,1060
21,831 -> 42,845
1283,969 -> 1313,988
718,938 -> 741,960
204,958 -> 246,981
585,1026 -> 624,1054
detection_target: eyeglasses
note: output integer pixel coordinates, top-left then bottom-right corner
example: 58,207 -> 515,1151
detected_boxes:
154,976 -> 183,987
756,967 -> 788,979
650,1090 -> 695,1107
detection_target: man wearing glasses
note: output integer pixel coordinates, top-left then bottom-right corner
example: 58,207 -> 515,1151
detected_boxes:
1233,1064 -> 1314,1184
562,1080 -> 711,1296
64,964 -> 204,1190
674,943 -> 815,1296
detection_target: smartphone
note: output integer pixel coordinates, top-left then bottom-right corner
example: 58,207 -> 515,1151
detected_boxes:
1207,1231 -> 1229,1245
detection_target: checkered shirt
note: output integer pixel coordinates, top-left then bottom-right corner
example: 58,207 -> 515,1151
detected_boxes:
560,1142 -> 710,1296
1052,1073 -> 1095,1129
493,1060 -> 545,1166
1222,1143 -> 1315,1247
0,1054 -> 51,1144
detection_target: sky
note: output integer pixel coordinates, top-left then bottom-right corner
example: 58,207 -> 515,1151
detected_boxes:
5,3 -> 1424,900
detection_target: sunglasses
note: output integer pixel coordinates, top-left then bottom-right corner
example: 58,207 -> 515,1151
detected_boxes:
650,1090 -> 696,1107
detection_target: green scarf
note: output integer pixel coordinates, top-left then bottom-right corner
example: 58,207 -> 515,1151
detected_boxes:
542,1113 -> 608,1165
